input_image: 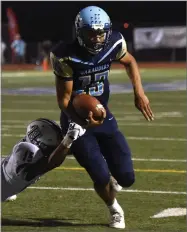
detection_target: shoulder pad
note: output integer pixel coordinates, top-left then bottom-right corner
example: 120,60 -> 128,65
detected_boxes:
110,31 -> 123,43
110,31 -> 127,60
50,51 -> 73,78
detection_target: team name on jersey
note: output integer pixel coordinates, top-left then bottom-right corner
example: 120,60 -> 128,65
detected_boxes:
80,64 -> 110,76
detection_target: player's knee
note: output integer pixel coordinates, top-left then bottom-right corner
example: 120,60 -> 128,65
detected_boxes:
94,178 -> 110,188
90,172 -> 110,187
117,172 -> 135,188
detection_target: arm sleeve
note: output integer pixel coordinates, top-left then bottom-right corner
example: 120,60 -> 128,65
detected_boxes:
50,52 -> 73,80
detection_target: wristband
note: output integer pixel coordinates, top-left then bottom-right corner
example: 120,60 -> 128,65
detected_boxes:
62,135 -> 73,148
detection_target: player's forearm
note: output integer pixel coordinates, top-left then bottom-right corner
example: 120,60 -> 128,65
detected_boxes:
56,76 -> 86,125
125,57 -> 145,96
47,133 -> 78,168
24,139 -> 71,181
47,141 -> 69,169
41,122 -> 86,173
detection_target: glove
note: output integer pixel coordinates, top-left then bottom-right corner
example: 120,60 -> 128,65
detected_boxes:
62,123 -> 86,148
67,122 -> 86,140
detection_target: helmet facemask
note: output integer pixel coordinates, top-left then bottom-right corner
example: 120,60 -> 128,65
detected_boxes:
77,26 -> 112,54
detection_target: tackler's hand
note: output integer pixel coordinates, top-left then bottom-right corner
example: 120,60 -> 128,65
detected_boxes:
67,122 -> 86,141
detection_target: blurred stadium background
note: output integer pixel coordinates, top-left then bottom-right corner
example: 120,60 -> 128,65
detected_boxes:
1,1 -> 186,67
1,1 -> 186,232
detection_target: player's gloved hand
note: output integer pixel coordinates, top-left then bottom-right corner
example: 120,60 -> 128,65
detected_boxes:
134,93 -> 154,121
67,122 -> 86,139
85,110 -> 106,128
62,122 -> 86,148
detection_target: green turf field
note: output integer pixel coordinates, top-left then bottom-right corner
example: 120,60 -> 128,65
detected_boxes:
1,67 -> 187,232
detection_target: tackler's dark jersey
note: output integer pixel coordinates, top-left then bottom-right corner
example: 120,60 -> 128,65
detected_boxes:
50,31 -> 127,107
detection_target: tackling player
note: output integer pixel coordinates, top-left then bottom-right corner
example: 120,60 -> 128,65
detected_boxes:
1,118 -> 85,202
50,6 -> 154,229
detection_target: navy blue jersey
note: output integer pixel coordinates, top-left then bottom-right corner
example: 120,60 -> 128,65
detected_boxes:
50,31 -> 127,107
50,31 -> 134,190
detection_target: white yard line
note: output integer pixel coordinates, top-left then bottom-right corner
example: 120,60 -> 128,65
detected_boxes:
151,208 -> 187,218
2,120 -> 31,123
118,123 -> 186,127
2,110 -> 185,121
1,154 -> 185,163
127,136 -> 187,141
2,109 -> 185,116
2,133 -> 187,142
2,125 -> 26,128
2,123 -> 186,128
6,100 -> 186,106
112,102 -> 187,106
2,109 -> 58,113
66,156 -> 186,163
27,186 -> 186,195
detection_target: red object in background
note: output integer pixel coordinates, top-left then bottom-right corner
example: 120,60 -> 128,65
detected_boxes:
6,7 -> 20,63
7,8 -> 19,42
124,23 -> 129,29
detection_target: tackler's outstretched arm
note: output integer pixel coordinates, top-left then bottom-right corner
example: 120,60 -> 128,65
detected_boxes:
24,123 -> 86,181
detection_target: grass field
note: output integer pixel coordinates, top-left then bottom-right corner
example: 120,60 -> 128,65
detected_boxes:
1,67 -> 187,232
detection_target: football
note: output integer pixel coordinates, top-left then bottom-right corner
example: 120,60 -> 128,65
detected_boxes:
72,94 -> 106,121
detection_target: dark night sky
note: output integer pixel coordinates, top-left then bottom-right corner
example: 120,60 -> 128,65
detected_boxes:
1,1 -> 186,42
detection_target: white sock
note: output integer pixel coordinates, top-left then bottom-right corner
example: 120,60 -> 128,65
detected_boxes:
108,198 -> 123,213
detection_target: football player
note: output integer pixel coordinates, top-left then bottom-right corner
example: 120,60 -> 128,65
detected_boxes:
50,6 -> 154,229
1,118 -> 85,202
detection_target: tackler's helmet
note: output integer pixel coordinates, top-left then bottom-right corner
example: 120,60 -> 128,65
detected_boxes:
25,118 -> 63,157
75,6 -> 112,54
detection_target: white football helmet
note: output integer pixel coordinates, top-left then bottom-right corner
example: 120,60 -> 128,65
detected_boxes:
25,118 -> 63,157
